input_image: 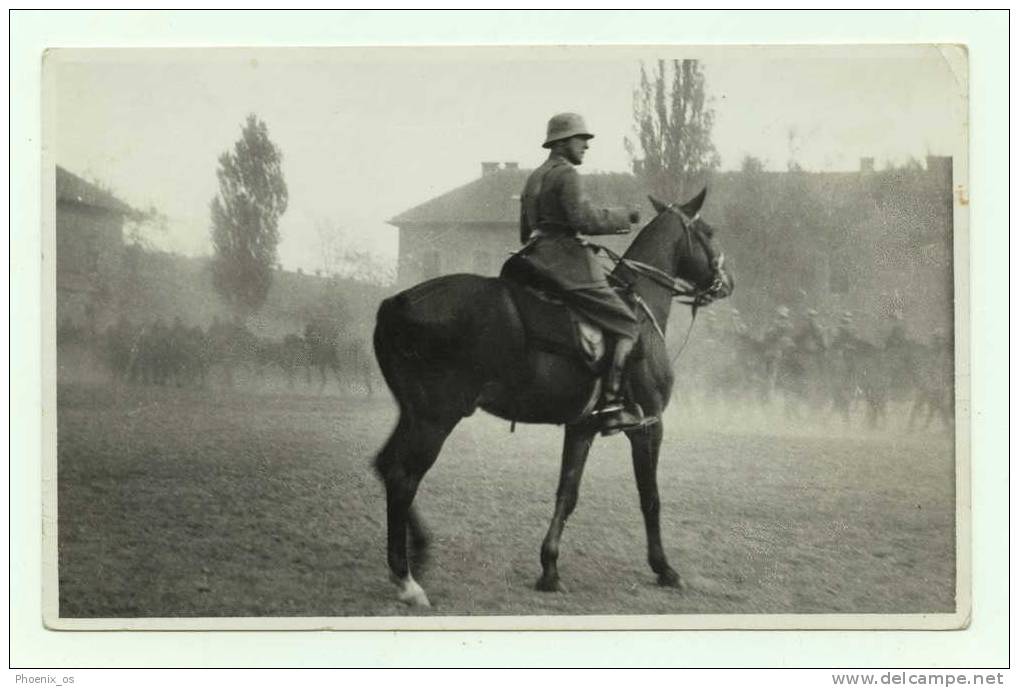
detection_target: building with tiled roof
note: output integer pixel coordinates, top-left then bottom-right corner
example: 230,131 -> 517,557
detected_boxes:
389,161 -> 655,287
54,166 -> 389,350
55,166 -> 135,331
389,157 -> 955,339
57,166 -> 135,216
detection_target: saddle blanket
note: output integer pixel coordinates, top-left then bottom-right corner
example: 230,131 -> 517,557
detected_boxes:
507,282 -> 607,370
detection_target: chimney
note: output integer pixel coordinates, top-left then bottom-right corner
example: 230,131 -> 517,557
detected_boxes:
481,161 -> 500,176
860,157 -> 875,173
504,162 -> 519,171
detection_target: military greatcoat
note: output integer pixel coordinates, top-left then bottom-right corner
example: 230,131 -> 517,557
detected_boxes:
503,152 -> 639,340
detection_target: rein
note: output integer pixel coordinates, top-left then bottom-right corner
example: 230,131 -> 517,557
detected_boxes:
585,207 -> 720,365
595,243 -> 702,365
591,242 -> 705,305
670,304 -> 698,367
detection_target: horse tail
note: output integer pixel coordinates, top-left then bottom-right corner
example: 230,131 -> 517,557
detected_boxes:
373,295 -> 411,408
373,297 -> 405,478
373,292 -> 448,475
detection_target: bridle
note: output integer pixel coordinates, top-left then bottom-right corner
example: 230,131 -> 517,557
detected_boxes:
664,202 -> 728,306
596,203 -> 730,362
602,204 -> 728,308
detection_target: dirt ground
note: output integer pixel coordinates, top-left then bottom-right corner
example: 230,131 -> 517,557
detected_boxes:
56,382 -> 957,619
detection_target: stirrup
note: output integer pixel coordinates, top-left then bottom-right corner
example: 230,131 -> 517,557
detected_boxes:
591,401 -> 625,416
597,403 -> 653,437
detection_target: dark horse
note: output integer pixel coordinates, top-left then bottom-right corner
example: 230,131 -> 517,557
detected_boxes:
373,189 -> 733,606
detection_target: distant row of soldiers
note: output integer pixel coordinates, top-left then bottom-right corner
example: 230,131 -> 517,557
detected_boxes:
687,306 -> 953,429
105,316 -> 211,387
102,315 -> 374,393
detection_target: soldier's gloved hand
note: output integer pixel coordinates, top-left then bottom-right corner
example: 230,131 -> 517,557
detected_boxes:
628,210 -> 641,224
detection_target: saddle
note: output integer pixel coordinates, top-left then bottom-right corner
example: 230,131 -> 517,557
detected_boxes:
497,254 -> 654,432
500,251 -> 620,372
503,281 -> 607,372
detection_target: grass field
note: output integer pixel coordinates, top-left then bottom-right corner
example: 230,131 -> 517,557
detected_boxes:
57,382 -> 956,619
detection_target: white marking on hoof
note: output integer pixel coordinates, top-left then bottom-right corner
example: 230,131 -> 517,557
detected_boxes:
397,575 -> 431,607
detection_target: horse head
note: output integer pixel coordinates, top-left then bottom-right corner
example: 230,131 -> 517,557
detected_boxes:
646,188 -> 734,304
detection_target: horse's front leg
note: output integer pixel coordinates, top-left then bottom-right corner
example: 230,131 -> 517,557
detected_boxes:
626,421 -> 682,588
536,423 -> 595,593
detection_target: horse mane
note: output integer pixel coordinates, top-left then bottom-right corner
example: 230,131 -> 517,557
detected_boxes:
612,209 -> 685,286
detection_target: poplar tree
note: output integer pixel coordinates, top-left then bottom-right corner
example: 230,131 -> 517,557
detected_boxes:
210,114 -> 289,319
625,59 -> 721,201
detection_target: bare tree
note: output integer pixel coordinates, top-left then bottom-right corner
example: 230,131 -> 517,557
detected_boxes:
210,114 -> 289,320
315,217 -> 343,277
334,249 -> 396,286
625,59 -> 721,201
124,205 -> 169,250
314,217 -> 395,286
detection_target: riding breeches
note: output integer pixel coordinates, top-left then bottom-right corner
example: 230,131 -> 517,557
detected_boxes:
501,235 -> 639,340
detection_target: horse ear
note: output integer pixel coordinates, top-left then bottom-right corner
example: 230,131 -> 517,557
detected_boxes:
648,195 -> 668,214
679,187 -> 708,217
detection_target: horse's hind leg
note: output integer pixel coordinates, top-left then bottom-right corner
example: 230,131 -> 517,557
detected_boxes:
537,424 -> 596,593
627,421 -> 682,588
407,504 -> 431,572
375,413 -> 456,607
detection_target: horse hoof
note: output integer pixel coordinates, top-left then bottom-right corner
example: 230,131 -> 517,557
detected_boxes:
657,569 -> 683,589
397,576 -> 432,607
535,576 -> 567,593
398,590 -> 431,607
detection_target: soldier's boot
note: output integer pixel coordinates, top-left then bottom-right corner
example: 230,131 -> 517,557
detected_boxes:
592,336 -> 651,437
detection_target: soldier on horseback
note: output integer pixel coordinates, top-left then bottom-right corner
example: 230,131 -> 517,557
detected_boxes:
794,308 -> 828,355
885,312 -> 909,350
831,311 -> 863,353
372,131 -> 733,605
507,112 -> 645,435
761,305 -> 795,389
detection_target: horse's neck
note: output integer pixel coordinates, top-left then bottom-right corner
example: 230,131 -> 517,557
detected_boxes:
620,223 -> 679,333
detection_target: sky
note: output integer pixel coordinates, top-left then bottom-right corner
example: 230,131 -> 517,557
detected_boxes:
52,45 -> 967,273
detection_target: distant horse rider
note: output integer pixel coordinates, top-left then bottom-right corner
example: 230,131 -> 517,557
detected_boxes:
794,308 -> 827,355
504,112 -> 645,435
761,305 -> 795,391
831,311 -> 863,354
729,307 -> 748,337
763,305 -> 796,357
885,312 -> 909,350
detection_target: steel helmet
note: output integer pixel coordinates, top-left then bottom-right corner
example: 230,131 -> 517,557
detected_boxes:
543,113 -> 594,148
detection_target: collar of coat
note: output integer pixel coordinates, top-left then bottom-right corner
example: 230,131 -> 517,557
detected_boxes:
546,152 -> 573,167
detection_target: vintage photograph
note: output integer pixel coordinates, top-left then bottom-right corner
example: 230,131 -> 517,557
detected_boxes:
44,45 -> 967,628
